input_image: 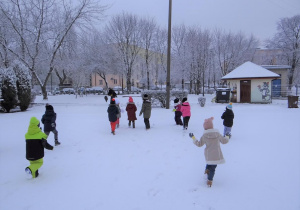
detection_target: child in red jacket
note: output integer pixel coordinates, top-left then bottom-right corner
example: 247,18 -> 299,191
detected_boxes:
126,96 -> 137,128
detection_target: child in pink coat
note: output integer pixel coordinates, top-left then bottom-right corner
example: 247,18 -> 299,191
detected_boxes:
180,97 -> 191,130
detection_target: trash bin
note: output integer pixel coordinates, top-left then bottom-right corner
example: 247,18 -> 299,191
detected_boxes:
216,88 -> 230,103
288,95 -> 299,108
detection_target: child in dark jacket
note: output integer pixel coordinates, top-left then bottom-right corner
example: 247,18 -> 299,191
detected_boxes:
107,98 -> 120,135
25,117 -> 53,178
41,104 -> 60,146
221,103 -> 234,138
126,96 -> 137,128
139,94 -> 152,130
173,98 -> 183,125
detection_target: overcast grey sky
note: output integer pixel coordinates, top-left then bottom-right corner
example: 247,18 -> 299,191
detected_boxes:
101,0 -> 300,44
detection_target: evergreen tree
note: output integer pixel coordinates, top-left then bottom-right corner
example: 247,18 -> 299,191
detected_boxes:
13,61 -> 32,111
0,67 -> 18,112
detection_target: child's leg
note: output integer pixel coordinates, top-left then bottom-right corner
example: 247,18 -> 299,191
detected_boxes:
179,112 -> 183,125
182,117 -> 186,128
116,118 -> 120,128
128,120 -> 131,126
110,121 -> 117,132
132,120 -> 135,128
28,158 -> 43,178
185,116 -> 190,128
207,165 -> 217,181
52,128 -> 58,140
224,126 -> 232,136
144,118 -> 150,129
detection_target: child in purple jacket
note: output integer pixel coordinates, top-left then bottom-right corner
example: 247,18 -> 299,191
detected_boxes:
173,98 -> 183,125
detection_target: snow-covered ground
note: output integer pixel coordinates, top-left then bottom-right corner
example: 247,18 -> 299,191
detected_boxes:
1,94 -> 299,210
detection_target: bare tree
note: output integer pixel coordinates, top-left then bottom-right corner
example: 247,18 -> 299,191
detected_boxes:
213,29 -> 258,77
153,27 -> 168,88
172,24 -> 187,90
184,27 -> 212,95
104,12 -> 142,92
266,15 -> 300,90
140,17 -> 157,89
83,30 -> 122,91
0,0 -> 108,99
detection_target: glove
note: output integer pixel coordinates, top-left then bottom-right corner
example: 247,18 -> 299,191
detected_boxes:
172,109 -> 176,112
189,133 -> 196,140
51,123 -> 55,127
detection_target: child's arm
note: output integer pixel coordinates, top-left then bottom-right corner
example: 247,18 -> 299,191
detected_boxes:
219,133 -> 229,144
189,133 -> 205,147
41,139 -> 54,150
139,104 -> 144,116
221,112 -> 225,119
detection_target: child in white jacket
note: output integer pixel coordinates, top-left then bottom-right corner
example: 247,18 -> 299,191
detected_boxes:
189,117 -> 229,187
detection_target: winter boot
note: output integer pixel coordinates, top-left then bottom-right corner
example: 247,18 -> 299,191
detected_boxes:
128,121 -> 131,127
111,131 -> 115,135
55,140 -> 61,146
133,121 -> 135,128
207,180 -> 213,187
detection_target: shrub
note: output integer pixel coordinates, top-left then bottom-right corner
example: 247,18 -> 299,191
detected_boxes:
13,61 -> 32,111
0,67 -> 18,112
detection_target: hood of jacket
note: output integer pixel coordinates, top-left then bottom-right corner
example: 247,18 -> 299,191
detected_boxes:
25,117 -> 47,140
202,129 -> 220,139
182,102 -> 190,106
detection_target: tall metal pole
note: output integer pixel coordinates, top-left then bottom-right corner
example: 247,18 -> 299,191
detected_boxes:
166,0 -> 172,109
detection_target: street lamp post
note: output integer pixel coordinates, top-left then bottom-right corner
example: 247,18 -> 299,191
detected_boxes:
166,0 -> 172,109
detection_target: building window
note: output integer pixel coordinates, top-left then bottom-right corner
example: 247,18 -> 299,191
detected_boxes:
99,80 -> 103,85
114,79 -> 117,84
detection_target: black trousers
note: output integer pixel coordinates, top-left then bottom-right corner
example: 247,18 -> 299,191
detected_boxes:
144,118 -> 150,129
175,111 -> 183,125
183,116 -> 190,128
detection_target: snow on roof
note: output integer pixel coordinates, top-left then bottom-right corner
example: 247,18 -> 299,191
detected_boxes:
222,61 -> 280,80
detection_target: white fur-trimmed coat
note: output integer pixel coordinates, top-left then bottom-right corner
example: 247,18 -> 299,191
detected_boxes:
193,129 -> 229,164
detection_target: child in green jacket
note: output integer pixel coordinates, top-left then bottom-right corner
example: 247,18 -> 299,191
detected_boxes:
25,117 -> 53,178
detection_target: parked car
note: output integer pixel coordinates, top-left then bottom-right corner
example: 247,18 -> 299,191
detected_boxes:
88,86 -> 103,94
62,88 -> 75,94
124,86 -> 142,93
112,86 -> 122,91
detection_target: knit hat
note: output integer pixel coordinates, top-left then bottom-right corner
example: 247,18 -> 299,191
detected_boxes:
129,96 -> 133,103
182,97 -> 187,103
45,103 -> 53,111
143,94 -> 149,100
203,117 -> 214,130
110,98 -> 116,104
174,98 -> 179,103
227,103 -> 233,110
